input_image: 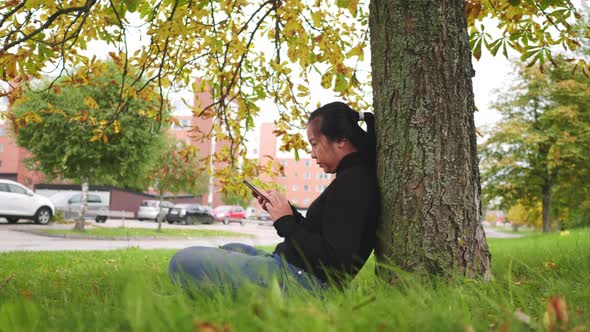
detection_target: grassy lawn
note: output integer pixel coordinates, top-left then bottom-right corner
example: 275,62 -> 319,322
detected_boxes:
0,229 -> 588,331
36,227 -> 252,239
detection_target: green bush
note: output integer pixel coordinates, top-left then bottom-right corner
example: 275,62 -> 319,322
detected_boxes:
52,210 -> 65,223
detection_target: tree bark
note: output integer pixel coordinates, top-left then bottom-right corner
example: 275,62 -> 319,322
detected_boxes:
157,190 -> 164,232
542,180 -> 552,232
369,0 -> 491,281
74,177 -> 88,231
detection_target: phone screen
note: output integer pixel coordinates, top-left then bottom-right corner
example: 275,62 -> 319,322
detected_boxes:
243,180 -> 270,202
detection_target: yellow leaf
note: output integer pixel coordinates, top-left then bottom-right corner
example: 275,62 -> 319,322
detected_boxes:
83,96 -> 98,109
112,120 -> 121,134
346,45 -> 364,60
543,261 -> 557,270
3,55 -> 17,80
296,85 -> 309,97
321,71 -> 333,89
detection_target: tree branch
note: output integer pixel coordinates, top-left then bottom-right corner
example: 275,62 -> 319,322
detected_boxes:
1,0 -> 98,52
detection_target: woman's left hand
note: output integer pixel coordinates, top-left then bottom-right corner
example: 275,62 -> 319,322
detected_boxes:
264,190 -> 293,222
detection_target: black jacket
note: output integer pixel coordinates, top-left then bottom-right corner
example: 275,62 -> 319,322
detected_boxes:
273,152 -> 379,286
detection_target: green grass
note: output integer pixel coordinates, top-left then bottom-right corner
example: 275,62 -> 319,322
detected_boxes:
36,227 -> 252,239
0,229 -> 589,331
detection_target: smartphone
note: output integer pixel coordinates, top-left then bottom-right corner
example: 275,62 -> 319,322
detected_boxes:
243,180 -> 270,203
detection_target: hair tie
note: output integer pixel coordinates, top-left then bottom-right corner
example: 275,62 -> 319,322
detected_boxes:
358,111 -> 364,122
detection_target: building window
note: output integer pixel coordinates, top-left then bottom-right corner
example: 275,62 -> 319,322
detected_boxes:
0,128 -> 5,136
292,199 -> 298,204
292,185 -> 298,191
304,172 -> 311,179
305,160 -> 311,167
303,185 -> 309,192
303,198 -> 310,205
0,143 -> 3,152
318,173 -> 329,180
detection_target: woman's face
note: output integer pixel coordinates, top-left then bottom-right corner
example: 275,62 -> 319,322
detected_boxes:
306,124 -> 343,174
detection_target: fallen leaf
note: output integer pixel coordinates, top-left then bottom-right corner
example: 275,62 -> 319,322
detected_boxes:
543,262 -> 557,270
20,289 -> 32,300
545,296 -> 569,332
464,324 -> 475,332
194,320 -> 233,332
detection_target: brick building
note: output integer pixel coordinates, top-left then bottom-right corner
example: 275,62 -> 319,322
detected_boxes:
0,124 -> 45,187
0,81 -> 331,210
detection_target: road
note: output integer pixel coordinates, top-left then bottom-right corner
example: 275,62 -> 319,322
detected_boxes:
0,218 -> 521,253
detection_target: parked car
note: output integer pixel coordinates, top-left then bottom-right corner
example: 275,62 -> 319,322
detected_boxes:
49,192 -> 109,222
137,200 -> 174,221
0,179 -> 55,224
165,204 -> 214,225
213,205 -> 246,224
246,207 -> 271,221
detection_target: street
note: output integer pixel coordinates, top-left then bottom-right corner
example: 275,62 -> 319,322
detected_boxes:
0,218 -> 521,253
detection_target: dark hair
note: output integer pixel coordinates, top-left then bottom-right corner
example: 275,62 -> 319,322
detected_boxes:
308,101 -> 376,168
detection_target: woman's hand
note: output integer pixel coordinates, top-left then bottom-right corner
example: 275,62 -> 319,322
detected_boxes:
256,190 -> 292,222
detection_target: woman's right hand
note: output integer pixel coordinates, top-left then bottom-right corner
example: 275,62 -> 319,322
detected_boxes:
262,190 -> 293,222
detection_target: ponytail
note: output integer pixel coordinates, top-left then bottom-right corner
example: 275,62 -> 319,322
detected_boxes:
359,111 -> 376,168
308,102 -> 376,168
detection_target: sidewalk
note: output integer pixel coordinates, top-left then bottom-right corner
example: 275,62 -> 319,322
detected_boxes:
0,221 -> 281,252
0,219 -> 521,253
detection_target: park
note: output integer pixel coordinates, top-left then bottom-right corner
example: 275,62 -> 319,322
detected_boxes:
1,0 -> 589,331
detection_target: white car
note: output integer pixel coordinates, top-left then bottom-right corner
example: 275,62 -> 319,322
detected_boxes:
137,200 -> 174,221
49,192 -> 110,222
0,179 -> 55,224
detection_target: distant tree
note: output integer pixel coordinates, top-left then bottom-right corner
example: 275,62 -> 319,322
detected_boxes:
480,59 -> 590,232
145,139 -> 208,231
11,62 -> 167,231
221,191 -> 249,209
506,203 -> 540,231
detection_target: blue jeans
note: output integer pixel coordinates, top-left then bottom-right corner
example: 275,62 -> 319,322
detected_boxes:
168,243 -> 326,292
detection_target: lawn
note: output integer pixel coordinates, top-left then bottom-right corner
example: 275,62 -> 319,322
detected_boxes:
0,229 -> 588,331
35,227 -> 252,239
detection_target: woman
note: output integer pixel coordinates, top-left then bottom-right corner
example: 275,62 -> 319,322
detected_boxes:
168,101 -> 378,291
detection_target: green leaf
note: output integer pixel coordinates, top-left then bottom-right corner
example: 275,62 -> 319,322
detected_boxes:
123,0 -> 139,12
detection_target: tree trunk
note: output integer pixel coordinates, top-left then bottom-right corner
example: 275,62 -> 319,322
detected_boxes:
74,177 -> 88,231
369,0 -> 491,281
542,180 -> 552,232
157,190 -> 164,232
